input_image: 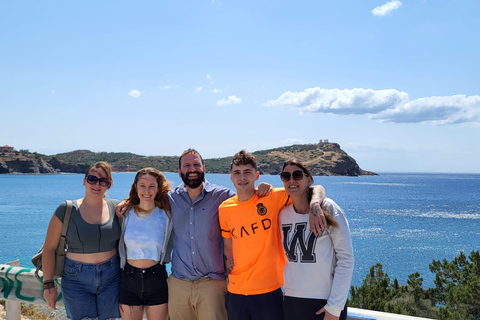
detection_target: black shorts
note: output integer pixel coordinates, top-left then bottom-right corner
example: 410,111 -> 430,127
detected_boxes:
118,262 -> 168,306
283,296 -> 348,320
226,288 -> 283,320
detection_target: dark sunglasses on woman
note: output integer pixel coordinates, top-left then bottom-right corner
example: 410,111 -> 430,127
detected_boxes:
86,175 -> 110,187
280,170 -> 305,182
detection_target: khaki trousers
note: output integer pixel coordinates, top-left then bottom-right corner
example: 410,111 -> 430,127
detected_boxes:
167,274 -> 228,320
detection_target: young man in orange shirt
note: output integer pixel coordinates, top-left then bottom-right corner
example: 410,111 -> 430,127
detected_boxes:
219,150 -> 326,320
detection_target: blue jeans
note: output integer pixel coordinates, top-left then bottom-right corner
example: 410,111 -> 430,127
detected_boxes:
62,254 -> 121,320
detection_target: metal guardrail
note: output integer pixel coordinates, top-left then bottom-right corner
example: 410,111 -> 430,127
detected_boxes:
1,263 -> 435,320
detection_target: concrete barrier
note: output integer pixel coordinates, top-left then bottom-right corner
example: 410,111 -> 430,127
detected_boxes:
0,263 -> 64,308
347,307 -> 435,320
1,263 -> 435,320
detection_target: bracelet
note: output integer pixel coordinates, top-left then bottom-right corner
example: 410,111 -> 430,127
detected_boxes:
44,283 -> 55,289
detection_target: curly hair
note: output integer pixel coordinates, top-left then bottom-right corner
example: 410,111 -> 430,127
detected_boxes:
230,149 -> 257,170
125,167 -> 171,218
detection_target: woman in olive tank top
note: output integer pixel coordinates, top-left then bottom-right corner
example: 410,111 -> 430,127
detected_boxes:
42,161 -> 122,320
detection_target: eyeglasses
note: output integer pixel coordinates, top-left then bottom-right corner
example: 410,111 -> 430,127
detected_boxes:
280,170 -> 305,182
86,175 -> 110,187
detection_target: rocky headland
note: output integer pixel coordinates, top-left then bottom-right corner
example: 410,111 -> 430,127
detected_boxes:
0,141 -> 376,176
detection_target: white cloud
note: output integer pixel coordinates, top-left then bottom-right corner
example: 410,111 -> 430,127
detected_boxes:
374,95 -> 480,125
129,89 -> 141,98
206,74 -> 214,84
160,85 -> 179,90
212,89 -> 221,93
372,0 -> 402,16
265,87 -> 480,125
264,87 -> 408,114
217,95 -> 242,106
195,86 -> 203,92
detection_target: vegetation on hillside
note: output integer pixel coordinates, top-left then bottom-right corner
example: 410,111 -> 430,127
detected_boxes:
1,142 -> 376,175
53,150 -> 180,172
52,142 -> 375,175
350,250 -> 480,319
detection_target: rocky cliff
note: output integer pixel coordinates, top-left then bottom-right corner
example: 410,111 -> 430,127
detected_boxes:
252,142 -> 376,176
0,156 -> 87,174
0,157 -> 57,174
0,142 -> 376,176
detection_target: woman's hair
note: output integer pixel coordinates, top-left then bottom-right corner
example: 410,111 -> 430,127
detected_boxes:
85,161 -> 113,189
282,158 -> 339,228
125,167 -> 172,218
282,158 -> 313,180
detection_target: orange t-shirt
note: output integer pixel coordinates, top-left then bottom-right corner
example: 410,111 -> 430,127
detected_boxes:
219,188 -> 290,295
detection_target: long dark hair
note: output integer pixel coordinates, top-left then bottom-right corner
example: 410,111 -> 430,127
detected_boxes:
282,158 -> 339,228
125,167 -> 171,218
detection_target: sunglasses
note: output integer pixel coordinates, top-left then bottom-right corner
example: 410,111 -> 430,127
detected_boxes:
280,170 -> 305,182
86,175 -> 110,187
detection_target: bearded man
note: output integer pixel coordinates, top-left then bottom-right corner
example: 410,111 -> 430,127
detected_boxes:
167,149 -> 235,320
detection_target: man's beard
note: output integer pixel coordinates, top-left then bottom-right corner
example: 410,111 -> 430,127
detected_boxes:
181,171 -> 205,189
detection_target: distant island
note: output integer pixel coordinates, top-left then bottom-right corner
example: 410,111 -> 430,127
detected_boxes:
0,141 -> 377,176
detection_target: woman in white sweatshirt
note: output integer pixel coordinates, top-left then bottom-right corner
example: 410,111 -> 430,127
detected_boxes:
279,159 -> 354,320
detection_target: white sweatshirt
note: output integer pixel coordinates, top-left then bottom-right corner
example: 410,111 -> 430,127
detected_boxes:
279,198 -> 354,317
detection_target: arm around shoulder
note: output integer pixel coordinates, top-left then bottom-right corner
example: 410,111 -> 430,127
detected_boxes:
309,185 -> 327,235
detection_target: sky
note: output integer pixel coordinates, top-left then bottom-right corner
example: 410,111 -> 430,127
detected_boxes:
1,0 -> 479,173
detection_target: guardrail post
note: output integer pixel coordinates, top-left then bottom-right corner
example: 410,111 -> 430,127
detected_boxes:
5,260 -> 21,320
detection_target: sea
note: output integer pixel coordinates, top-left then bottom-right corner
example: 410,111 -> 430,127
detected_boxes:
1,172 -> 479,288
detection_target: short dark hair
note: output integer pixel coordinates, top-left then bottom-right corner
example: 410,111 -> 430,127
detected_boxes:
231,149 -> 257,171
178,149 -> 204,169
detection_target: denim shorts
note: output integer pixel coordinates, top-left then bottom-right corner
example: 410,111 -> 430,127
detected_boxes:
119,262 -> 168,306
61,254 -> 121,320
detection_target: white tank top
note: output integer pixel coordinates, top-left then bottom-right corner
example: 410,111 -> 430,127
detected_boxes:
124,207 -> 167,261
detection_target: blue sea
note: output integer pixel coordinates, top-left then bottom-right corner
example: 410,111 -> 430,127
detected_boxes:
1,172 -> 479,288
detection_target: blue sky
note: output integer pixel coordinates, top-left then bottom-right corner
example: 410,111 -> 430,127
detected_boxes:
1,0 -> 479,173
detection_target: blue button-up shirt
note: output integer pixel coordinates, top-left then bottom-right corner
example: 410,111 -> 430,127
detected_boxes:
169,179 -> 236,280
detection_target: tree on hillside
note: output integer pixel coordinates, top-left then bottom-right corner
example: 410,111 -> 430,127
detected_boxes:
349,263 -> 403,311
349,264 -> 437,317
350,251 -> 480,319
429,250 -> 480,320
